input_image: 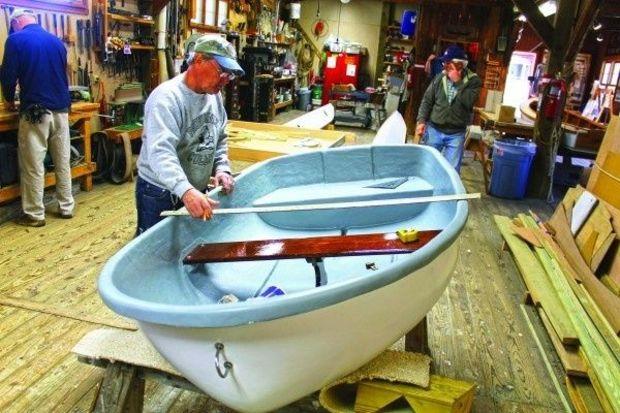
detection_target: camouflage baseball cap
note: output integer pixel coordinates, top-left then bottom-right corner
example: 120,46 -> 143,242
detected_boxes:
9,8 -> 35,21
191,34 -> 245,76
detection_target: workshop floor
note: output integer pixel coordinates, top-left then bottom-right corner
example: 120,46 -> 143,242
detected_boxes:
0,112 -> 569,412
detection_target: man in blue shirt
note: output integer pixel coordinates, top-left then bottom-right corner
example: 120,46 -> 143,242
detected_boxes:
1,8 -> 73,227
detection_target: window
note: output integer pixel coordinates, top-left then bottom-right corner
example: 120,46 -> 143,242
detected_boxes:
190,0 -> 229,30
611,63 -> 620,88
601,62 -> 612,85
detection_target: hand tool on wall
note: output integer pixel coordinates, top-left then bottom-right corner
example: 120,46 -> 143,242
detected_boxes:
85,19 -> 92,59
84,61 -> 90,89
93,4 -> 102,48
60,15 -> 65,42
77,57 -> 85,86
36,14 -> 41,26
44,13 -> 50,33
76,19 -> 83,54
53,14 -> 58,38
66,15 -> 73,44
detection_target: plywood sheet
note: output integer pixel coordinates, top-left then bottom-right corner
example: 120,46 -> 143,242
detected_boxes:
588,115 -> 620,208
72,329 -> 179,376
226,120 -> 352,162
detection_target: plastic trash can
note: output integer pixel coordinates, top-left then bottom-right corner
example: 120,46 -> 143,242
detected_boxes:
489,139 -> 537,199
297,88 -> 311,111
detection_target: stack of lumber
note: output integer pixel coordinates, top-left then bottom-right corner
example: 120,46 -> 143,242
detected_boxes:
494,186 -> 620,412
587,116 -> 620,230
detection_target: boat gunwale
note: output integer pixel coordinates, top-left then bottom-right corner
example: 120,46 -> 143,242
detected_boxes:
98,145 -> 469,328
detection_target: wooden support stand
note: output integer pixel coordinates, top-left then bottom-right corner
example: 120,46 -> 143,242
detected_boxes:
94,363 -> 145,413
405,316 -> 429,355
101,125 -> 143,184
76,313 -> 433,412
354,376 -> 475,413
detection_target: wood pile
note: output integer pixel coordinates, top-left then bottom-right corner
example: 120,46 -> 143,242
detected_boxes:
494,116 -> 620,412
495,143 -> 620,412
495,192 -> 620,412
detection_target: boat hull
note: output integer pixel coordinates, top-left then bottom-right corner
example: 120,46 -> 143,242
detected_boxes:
139,242 -> 459,412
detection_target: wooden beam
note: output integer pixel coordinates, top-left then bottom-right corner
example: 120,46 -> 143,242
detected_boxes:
546,205 -> 620,334
520,216 -> 620,412
495,215 -> 578,345
386,0 -> 504,5
512,0 -> 555,47
565,0 -> 604,62
552,0 -> 578,58
152,0 -> 171,17
0,295 -> 137,331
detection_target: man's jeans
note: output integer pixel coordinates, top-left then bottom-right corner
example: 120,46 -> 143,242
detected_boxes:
422,124 -> 466,172
135,176 -> 182,236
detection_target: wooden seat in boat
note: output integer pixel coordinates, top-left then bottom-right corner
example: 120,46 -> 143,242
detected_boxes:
183,230 -> 440,287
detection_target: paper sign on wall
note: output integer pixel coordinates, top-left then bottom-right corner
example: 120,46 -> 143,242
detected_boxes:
327,56 -> 337,68
346,64 -> 357,77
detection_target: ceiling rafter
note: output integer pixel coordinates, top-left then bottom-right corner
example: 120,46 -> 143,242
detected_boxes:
512,0 -> 554,47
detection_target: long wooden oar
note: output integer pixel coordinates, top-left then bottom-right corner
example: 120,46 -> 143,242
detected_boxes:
161,193 -> 480,217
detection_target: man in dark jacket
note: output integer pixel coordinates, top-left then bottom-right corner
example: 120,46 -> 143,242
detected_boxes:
1,8 -> 73,227
416,45 -> 481,172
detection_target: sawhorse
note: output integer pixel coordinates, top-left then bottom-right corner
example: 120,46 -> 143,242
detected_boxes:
75,318 -> 430,412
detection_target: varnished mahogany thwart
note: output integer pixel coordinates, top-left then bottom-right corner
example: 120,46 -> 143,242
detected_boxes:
183,230 -> 441,265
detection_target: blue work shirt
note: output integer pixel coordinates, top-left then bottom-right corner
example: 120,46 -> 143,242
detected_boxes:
0,24 -> 70,111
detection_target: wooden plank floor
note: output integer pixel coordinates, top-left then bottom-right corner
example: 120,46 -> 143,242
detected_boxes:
0,123 -> 570,412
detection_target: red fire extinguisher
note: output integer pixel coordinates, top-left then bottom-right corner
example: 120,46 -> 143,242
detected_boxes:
538,75 -> 566,120
406,63 -> 415,89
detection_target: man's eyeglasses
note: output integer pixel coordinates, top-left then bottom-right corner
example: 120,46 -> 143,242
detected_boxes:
220,71 -> 236,82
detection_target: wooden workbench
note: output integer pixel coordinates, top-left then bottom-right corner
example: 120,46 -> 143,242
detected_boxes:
226,120 -> 356,163
0,101 -> 100,204
476,109 -> 535,138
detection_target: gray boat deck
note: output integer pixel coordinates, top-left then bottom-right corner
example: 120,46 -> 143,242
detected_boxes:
0,112 -> 567,412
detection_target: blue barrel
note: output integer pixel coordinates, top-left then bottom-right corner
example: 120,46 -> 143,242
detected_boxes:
490,139 -> 537,199
401,10 -> 417,37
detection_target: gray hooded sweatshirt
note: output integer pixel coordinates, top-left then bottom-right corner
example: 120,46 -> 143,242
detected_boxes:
137,73 -> 231,198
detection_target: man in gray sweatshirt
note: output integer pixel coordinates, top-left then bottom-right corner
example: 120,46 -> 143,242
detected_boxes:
416,45 -> 481,172
135,34 -> 244,235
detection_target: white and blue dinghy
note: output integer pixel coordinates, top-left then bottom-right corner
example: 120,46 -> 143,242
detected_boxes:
98,145 -> 470,412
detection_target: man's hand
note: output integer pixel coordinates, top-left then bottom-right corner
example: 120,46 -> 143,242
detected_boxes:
415,122 -> 426,137
182,188 -> 220,220
214,171 -> 235,194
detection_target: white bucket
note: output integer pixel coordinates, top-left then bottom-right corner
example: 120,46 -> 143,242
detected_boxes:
290,2 -> 301,19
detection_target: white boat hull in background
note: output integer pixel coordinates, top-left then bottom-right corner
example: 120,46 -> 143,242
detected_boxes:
140,243 -> 459,412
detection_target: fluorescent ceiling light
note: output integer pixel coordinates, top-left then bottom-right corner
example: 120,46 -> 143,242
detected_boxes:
593,22 -> 603,31
516,1 -> 556,22
538,1 -> 557,17
596,35 -> 603,42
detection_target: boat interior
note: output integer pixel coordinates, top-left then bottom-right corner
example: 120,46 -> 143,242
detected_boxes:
108,146 -> 466,307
